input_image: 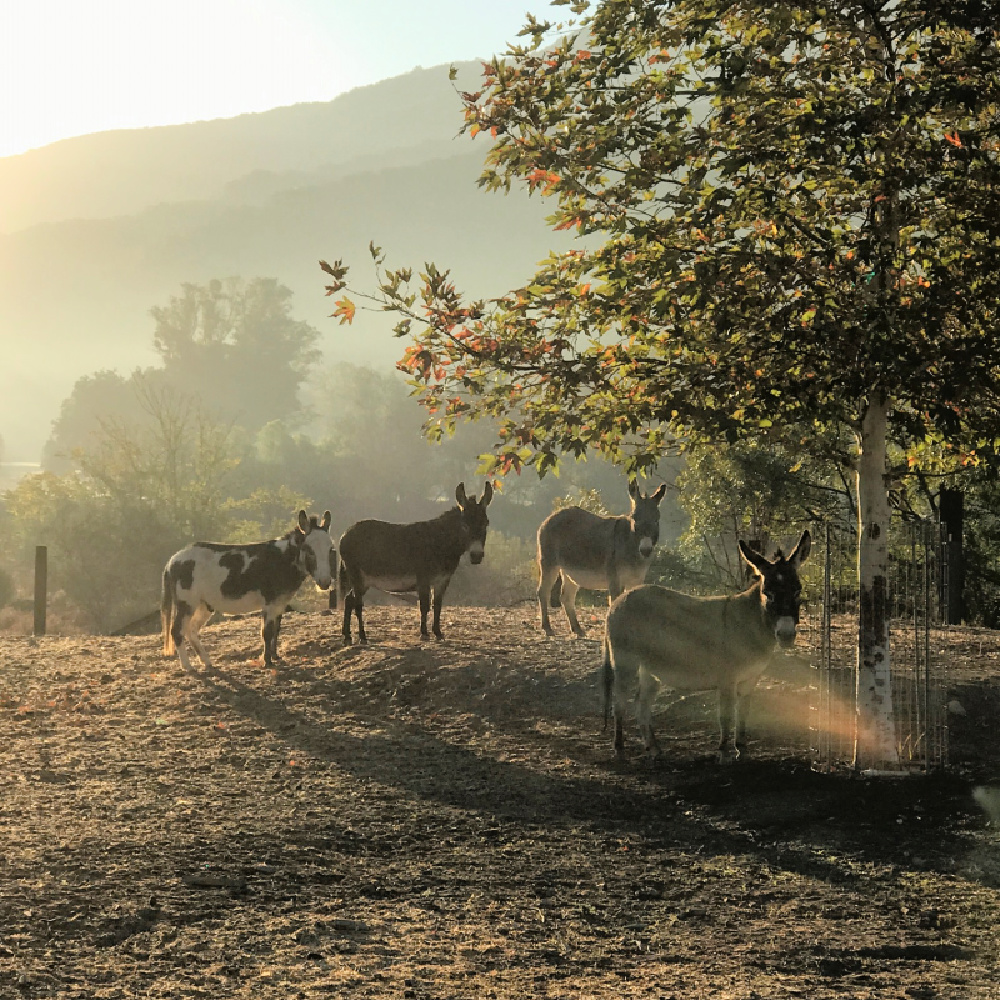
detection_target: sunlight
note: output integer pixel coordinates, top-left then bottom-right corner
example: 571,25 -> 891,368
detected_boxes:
0,0 -> 349,157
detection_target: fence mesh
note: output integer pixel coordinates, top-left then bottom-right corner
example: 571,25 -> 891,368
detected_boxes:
807,520 -> 950,774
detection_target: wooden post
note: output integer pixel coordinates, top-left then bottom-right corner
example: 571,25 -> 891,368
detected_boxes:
33,545 -> 47,636
939,488 -> 964,626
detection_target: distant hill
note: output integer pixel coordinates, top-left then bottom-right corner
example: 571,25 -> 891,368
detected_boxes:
0,63 -> 570,462
0,63 -> 484,234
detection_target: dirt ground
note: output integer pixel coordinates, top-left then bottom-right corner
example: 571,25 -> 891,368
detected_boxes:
1,604 -> 999,999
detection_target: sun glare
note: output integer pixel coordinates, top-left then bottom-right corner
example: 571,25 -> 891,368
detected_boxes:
0,0 -> 352,157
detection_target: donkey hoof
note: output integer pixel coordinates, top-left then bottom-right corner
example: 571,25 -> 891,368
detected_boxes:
717,747 -> 740,764
342,636 -> 353,647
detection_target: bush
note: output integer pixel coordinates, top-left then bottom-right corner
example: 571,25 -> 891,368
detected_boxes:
450,532 -> 537,607
0,565 -> 14,609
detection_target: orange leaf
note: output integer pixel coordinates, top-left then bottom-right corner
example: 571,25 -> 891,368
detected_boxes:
331,297 -> 356,325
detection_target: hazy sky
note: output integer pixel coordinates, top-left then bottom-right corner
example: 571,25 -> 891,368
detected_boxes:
0,0 -> 544,158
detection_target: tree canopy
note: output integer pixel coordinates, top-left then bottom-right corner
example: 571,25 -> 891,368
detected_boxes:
328,0 -> 1000,477
326,0 -> 1000,768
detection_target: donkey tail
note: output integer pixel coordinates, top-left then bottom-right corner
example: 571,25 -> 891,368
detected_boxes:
602,632 -> 614,731
338,555 -> 349,606
328,547 -> 338,610
161,567 -> 175,655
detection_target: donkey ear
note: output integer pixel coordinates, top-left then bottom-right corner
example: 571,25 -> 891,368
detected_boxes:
455,482 -> 468,506
481,481 -> 494,507
651,483 -> 667,504
628,479 -> 640,500
739,541 -> 769,576
320,510 -> 332,531
789,530 -> 811,567
298,509 -> 310,532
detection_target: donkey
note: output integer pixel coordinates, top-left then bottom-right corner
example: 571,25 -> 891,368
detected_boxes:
339,481 -> 493,645
603,531 -> 810,762
161,510 -> 334,670
536,480 -> 668,636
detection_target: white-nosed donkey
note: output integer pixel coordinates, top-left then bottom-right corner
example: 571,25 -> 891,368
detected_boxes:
603,531 -> 811,762
162,510 -> 334,669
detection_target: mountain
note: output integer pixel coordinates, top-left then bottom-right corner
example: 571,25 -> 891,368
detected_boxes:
0,64 -> 569,462
0,63 -> 483,234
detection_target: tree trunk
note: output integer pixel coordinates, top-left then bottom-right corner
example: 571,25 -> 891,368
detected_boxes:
854,393 -> 898,769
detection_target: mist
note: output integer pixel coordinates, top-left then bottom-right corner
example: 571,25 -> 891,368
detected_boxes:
0,63 -> 570,464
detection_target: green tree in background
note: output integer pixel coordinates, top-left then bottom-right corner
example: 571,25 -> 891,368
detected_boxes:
329,1 -> 1000,767
43,370 -> 152,473
152,277 -> 321,433
676,440 -> 853,586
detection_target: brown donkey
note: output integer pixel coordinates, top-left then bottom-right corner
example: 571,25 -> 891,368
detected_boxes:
603,531 -> 811,762
338,482 -> 493,644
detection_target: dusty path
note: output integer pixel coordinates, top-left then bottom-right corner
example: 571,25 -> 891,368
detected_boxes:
1,607 -> 998,998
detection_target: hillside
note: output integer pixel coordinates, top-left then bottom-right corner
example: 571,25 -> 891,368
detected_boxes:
0,63 -> 569,461
0,63 -> 485,234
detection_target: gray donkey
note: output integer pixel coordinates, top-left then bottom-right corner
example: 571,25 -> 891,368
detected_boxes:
603,531 -> 811,762
536,480 -> 667,636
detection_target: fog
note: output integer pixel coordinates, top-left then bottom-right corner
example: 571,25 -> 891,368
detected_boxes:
0,63 -> 570,463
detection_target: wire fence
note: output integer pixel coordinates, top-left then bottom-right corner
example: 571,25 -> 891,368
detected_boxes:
807,519 -> 950,774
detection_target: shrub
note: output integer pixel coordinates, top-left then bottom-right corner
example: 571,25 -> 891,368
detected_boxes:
0,565 -> 14,610
450,532 -> 537,607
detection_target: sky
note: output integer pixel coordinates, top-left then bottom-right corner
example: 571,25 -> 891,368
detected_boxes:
0,0 -> 545,158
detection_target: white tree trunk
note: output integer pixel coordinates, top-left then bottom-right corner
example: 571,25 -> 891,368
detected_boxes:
854,394 -> 898,769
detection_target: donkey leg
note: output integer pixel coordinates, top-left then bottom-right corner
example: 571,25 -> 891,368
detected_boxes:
184,604 -> 214,670
735,676 -> 761,756
735,690 -> 751,755
342,592 -> 354,645
536,564 -> 560,636
431,582 -> 449,640
353,588 -> 368,646
171,600 -> 195,671
261,608 -> 281,666
636,666 -> 661,756
560,577 -> 585,637
717,682 -> 740,763
611,649 -> 639,758
418,585 -> 432,639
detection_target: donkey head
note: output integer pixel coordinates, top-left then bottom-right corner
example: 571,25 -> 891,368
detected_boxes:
627,480 -> 668,559
294,509 -> 335,590
739,531 -> 811,648
456,481 -> 494,565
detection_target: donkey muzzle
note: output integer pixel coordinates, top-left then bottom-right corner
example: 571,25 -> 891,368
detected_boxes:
774,616 -> 797,648
469,541 -> 485,565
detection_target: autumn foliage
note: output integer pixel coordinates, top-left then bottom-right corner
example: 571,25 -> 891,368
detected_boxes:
325,1 -> 1000,481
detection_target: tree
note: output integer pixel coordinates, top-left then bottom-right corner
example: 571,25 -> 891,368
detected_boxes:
675,440 -> 851,587
42,370 -> 154,473
152,277 -> 322,433
6,381 -> 248,631
327,1 -> 1000,768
